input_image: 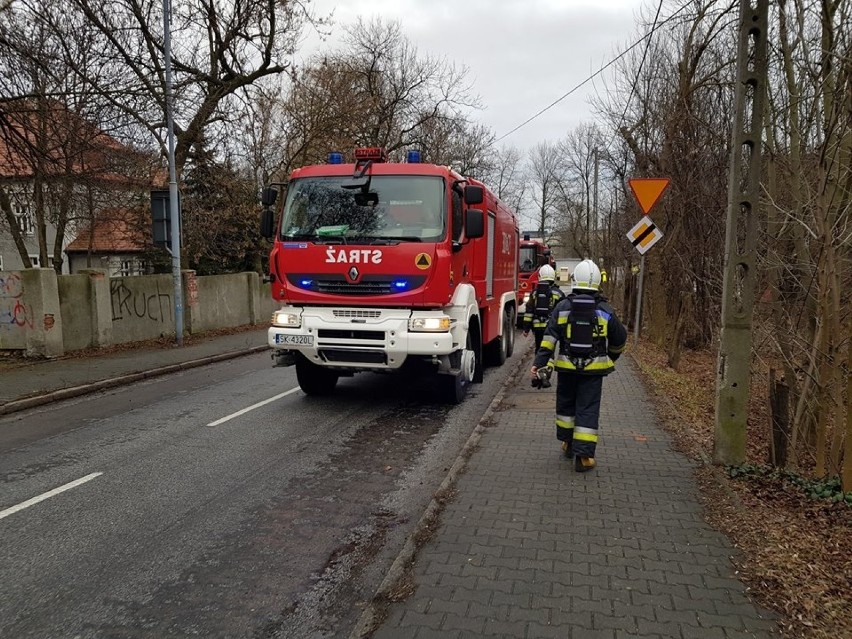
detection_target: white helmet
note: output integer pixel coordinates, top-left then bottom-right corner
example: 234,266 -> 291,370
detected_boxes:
538,264 -> 556,282
572,259 -> 602,291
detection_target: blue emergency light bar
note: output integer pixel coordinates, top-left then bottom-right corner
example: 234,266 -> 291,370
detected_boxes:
327,152 -> 344,164
406,150 -> 421,163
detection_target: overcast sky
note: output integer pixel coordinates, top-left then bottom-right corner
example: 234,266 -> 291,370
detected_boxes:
299,0 -> 648,151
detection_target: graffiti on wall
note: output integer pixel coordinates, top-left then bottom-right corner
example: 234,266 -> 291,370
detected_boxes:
110,278 -> 173,323
0,271 -> 33,333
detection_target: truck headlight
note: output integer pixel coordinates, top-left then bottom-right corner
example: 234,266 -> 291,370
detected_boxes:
409,316 -> 451,332
272,310 -> 301,327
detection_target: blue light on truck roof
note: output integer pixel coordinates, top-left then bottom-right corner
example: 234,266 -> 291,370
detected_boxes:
300,279 -> 313,287
406,150 -> 421,163
327,152 -> 344,164
393,280 -> 408,289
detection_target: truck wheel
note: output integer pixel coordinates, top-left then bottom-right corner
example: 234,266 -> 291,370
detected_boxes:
439,330 -> 477,404
470,321 -> 484,383
439,371 -> 467,405
505,308 -> 516,358
295,356 -> 339,396
486,308 -> 511,367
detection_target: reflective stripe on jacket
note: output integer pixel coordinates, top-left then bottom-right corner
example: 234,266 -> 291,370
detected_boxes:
523,285 -> 564,330
534,293 -> 627,375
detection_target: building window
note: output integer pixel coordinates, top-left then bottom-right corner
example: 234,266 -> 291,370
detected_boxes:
28,255 -> 54,268
119,259 -> 134,276
15,203 -> 35,237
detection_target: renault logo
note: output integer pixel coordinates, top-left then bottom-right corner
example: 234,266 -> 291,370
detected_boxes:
348,266 -> 359,282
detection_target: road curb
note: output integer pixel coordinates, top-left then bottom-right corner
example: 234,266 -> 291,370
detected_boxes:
0,345 -> 270,417
348,343 -> 532,639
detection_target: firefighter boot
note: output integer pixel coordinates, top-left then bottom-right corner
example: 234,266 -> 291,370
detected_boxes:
575,456 -> 596,473
561,441 -> 572,459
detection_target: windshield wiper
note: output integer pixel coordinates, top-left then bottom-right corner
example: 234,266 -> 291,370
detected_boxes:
350,236 -> 423,245
282,233 -> 347,244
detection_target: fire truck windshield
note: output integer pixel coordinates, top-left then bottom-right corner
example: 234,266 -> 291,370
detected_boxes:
280,176 -> 445,243
519,246 -> 537,273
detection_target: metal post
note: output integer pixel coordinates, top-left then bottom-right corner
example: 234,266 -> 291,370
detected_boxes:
634,254 -> 645,340
593,147 -> 599,258
713,0 -> 769,465
163,0 -> 183,346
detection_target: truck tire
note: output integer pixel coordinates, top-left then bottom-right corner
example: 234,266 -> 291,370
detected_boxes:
439,329 -> 478,404
471,320 -> 484,383
439,371 -> 467,405
505,307 -> 516,358
295,355 -> 339,396
486,307 -> 512,367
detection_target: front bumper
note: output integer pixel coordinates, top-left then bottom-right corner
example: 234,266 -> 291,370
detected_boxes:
267,306 -> 455,370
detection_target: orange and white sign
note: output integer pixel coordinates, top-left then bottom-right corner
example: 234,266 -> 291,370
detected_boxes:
628,178 -> 670,214
626,216 -> 663,255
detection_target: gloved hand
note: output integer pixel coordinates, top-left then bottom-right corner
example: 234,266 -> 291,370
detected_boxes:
530,365 -> 552,389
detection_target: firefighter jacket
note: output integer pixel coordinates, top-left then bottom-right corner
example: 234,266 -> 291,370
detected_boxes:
533,292 -> 627,375
523,283 -> 565,331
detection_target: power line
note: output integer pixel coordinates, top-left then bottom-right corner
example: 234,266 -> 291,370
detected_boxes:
494,1 -> 690,144
609,0 -> 665,152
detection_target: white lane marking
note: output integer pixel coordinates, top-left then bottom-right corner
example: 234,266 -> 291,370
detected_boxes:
207,387 -> 301,426
0,472 -> 103,520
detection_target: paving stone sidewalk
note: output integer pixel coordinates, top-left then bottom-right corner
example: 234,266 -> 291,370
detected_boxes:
372,355 -> 778,639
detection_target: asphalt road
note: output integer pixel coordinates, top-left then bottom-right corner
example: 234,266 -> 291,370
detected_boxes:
0,345 -> 524,638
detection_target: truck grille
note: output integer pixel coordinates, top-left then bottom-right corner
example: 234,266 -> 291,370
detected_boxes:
287,274 -> 426,296
333,309 -> 381,319
318,329 -> 384,341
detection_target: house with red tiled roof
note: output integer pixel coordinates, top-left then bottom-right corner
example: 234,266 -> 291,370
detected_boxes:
64,209 -> 151,276
0,99 -> 160,274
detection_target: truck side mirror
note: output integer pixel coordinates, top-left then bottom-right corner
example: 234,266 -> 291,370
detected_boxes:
260,209 -> 275,239
463,185 -> 483,205
465,208 -> 484,239
261,187 -> 277,207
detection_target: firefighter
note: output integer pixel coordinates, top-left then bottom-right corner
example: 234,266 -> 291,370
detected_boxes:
523,264 -> 564,350
530,259 -> 627,472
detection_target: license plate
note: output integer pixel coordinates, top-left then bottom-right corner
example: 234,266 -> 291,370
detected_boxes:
275,334 -> 314,346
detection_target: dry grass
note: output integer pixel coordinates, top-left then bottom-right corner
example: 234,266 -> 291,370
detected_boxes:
630,338 -> 852,639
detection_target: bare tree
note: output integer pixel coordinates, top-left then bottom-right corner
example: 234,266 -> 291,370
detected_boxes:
0,0 -> 153,272
527,141 -> 564,237
482,145 -> 527,215
62,0 -> 323,175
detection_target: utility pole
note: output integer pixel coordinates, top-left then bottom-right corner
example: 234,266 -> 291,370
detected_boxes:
713,0 -> 769,465
592,147 -> 599,258
163,0 -> 184,346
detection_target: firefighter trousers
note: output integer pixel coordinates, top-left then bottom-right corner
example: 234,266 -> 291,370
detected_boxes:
554,372 -> 603,459
532,327 -> 545,351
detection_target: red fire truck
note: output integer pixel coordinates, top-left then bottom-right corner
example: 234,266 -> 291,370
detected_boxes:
515,234 -> 553,327
260,148 -> 519,403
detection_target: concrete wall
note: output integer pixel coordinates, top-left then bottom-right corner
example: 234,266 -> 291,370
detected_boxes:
0,270 -> 28,349
58,274 -> 93,352
1,267 -> 279,356
190,273 -> 253,333
109,274 -> 176,344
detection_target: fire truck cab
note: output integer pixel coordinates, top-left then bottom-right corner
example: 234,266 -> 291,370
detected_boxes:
260,148 -> 519,403
516,234 -> 553,327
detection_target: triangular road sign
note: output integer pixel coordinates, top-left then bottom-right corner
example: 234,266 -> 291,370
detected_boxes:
628,178 -> 670,214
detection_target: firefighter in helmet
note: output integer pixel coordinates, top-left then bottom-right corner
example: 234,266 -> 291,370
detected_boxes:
523,264 -> 565,350
530,259 -> 627,472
